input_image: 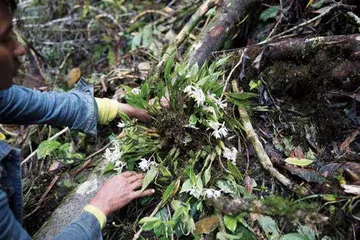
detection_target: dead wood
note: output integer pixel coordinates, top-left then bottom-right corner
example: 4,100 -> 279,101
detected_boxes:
210,197 -> 328,225
249,34 -> 360,60
188,0 -> 262,67
232,81 -> 293,189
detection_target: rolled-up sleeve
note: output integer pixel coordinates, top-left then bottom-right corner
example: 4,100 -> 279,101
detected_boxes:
54,211 -> 102,240
0,78 -> 98,136
0,189 -> 31,240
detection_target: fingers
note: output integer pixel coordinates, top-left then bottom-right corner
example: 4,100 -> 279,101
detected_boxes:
130,179 -> 143,190
132,189 -> 155,199
121,171 -> 135,178
127,173 -> 144,183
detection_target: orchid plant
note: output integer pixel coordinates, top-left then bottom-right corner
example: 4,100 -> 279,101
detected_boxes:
101,56 -> 282,239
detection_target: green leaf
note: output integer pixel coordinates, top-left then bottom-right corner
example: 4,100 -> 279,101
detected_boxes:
203,165 -> 211,185
107,47 -> 116,65
249,80 -> 261,91
159,165 -> 172,178
260,6 -> 279,22
37,140 -> 61,159
297,225 -> 316,240
131,32 -> 142,50
216,232 -> 241,240
139,217 -> 160,224
103,162 -> 115,174
280,233 -> 305,240
227,160 -> 243,181
142,25 -> 153,47
258,215 -> 280,239
189,114 -> 198,125
284,158 -> 314,167
224,215 -> 237,233
161,180 -> 179,203
141,165 -> 158,191
227,92 -> 258,100
180,179 -> 193,193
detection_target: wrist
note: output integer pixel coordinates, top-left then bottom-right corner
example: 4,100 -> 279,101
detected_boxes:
83,204 -> 108,229
89,199 -> 111,216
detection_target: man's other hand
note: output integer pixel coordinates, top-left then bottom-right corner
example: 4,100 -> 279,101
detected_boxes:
89,172 -> 155,216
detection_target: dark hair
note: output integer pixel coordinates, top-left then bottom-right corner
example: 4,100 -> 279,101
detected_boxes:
4,0 -> 17,13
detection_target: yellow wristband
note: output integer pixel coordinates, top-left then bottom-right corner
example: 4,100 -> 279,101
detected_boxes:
95,98 -> 119,125
83,204 -> 107,229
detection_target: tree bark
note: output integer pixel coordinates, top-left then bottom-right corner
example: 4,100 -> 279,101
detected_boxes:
34,159 -> 111,239
188,0 -> 262,67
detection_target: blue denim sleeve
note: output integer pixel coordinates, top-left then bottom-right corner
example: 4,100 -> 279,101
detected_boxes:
0,78 -> 98,136
0,189 -> 31,240
53,211 -> 102,240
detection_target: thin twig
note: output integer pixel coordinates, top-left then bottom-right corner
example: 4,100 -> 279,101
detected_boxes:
220,50 -> 244,100
156,0 -> 218,71
130,10 -> 170,24
132,201 -> 163,240
71,141 -> 113,177
21,127 -> 69,166
258,4 -> 339,45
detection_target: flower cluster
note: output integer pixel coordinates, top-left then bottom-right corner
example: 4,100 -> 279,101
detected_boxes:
184,85 -> 206,106
103,141 -> 126,172
187,187 -> 222,199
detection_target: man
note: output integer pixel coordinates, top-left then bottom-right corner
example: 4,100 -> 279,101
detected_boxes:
0,0 -> 155,239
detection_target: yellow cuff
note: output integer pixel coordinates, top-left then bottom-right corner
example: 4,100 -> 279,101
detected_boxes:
83,204 -> 107,229
95,98 -> 119,125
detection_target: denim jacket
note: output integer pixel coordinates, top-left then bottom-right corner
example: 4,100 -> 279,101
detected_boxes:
0,78 -> 102,240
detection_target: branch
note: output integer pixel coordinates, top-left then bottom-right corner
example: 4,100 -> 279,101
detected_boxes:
188,0 -> 262,67
232,81 -> 293,189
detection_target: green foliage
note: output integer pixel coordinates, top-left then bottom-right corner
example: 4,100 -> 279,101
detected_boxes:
284,158 -> 314,167
37,140 -> 61,159
260,6 -> 279,22
141,165 -> 158,191
37,139 -> 83,162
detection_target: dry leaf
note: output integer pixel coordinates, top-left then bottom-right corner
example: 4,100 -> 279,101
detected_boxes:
340,128 -> 359,151
68,68 -> 82,87
195,216 -> 220,234
342,184 -> 360,195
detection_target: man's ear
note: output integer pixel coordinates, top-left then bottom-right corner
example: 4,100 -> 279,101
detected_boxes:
0,46 -> 13,90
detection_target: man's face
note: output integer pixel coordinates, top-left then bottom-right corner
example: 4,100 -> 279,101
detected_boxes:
0,2 -> 26,90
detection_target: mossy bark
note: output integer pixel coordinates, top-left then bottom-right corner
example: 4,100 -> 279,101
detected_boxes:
34,159 -> 111,239
188,0 -> 262,67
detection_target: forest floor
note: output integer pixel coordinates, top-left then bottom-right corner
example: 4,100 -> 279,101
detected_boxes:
5,0 -> 360,239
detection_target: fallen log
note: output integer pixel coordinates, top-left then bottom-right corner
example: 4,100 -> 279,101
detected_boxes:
34,152 -> 111,239
188,0 -> 262,67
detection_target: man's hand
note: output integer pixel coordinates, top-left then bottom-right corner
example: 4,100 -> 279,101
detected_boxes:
118,103 -> 151,122
89,172 -> 155,216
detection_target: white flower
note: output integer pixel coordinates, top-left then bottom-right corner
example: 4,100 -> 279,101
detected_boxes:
117,121 -> 126,128
103,141 -> 126,172
138,156 -> 158,172
131,88 -> 141,95
184,85 -> 205,106
187,186 -> 203,199
223,147 -> 238,164
215,98 -> 228,109
207,121 -> 229,139
204,189 -> 222,199
212,125 -> 229,139
207,92 -> 227,109
203,106 -> 216,116
207,120 -> 221,130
